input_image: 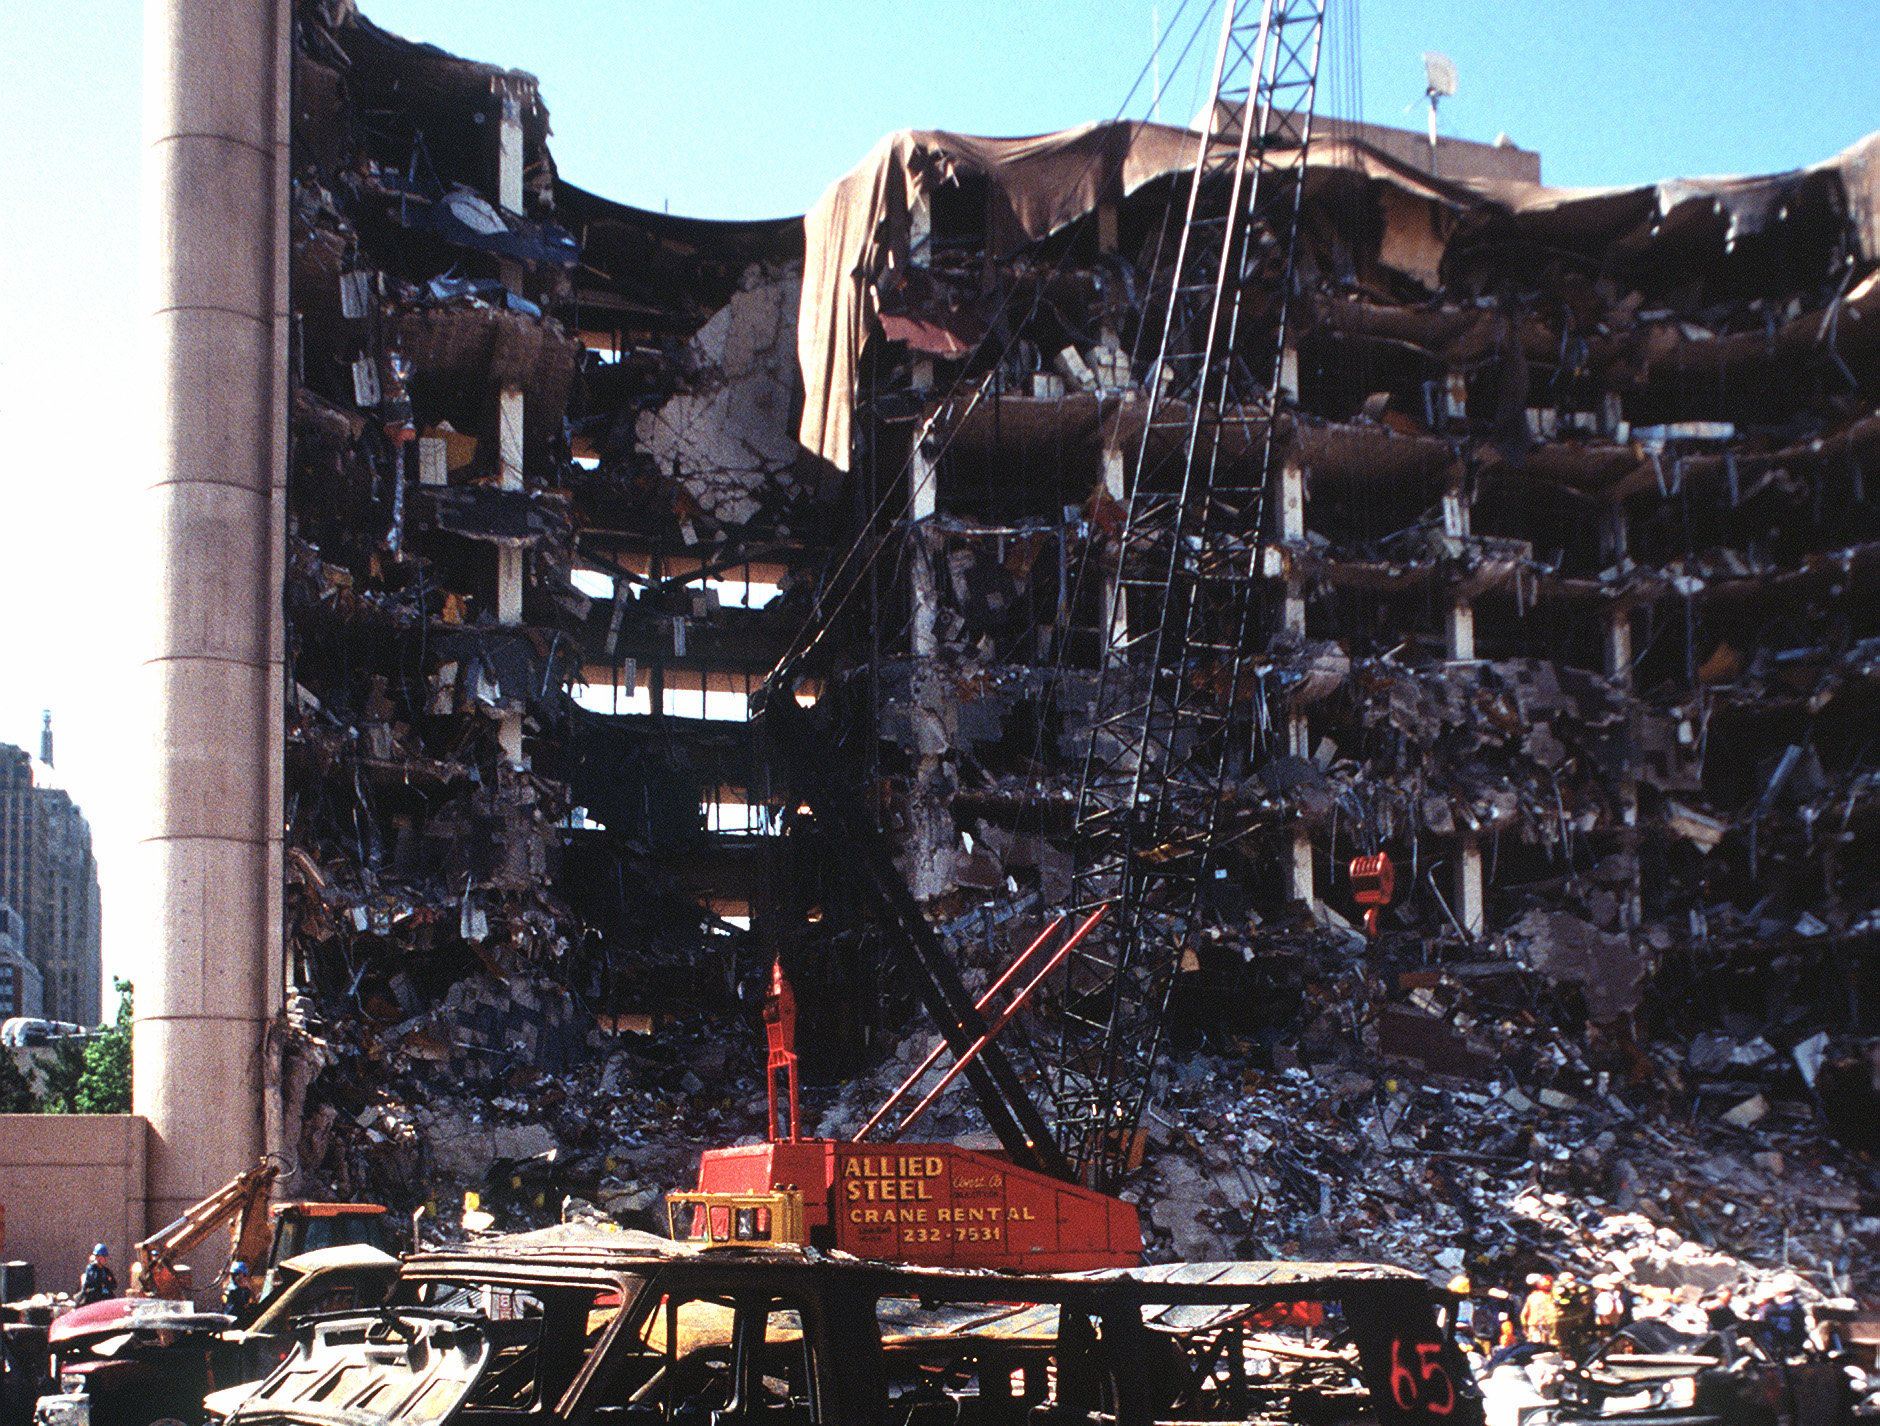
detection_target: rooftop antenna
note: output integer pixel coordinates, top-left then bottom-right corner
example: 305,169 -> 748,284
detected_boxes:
1422,52 -> 1457,169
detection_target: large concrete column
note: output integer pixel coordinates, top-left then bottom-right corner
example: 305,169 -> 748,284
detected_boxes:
1278,448 -> 1314,910
1099,444 -> 1130,661
134,0 -> 292,1238
495,87 -> 528,766
1443,468 -> 1484,937
1603,505 -> 1642,930
909,421 -> 939,658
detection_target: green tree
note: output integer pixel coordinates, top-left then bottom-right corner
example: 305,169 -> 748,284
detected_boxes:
38,1038 -> 87,1112
71,979 -> 133,1114
0,1043 -> 34,1112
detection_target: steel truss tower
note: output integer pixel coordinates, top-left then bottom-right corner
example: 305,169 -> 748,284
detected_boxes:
1052,0 -> 1328,1191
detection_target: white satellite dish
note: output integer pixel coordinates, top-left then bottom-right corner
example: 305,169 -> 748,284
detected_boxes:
1423,51 -> 1458,98
1420,52 -> 1457,163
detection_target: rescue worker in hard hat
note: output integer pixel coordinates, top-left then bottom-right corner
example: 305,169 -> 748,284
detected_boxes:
223,1260 -> 260,1323
76,1244 -> 117,1305
1552,1270 -> 1596,1359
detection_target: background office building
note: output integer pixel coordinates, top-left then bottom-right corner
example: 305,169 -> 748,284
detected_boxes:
0,741 -> 103,1024
0,904 -> 42,1019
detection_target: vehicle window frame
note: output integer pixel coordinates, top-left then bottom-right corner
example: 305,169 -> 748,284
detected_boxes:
875,1290 -> 1110,1426
568,1270 -> 836,1426
398,1273 -> 645,1420
746,1293 -> 824,1425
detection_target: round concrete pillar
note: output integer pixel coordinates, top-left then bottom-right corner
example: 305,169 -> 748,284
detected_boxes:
134,0 -> 291,1236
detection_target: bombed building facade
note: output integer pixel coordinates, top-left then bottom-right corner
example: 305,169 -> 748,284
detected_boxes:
277,1 -> 1880,1278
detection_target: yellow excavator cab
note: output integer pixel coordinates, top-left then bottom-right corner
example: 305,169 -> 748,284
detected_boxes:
130,1160 -> 401,1303
267,1201 -> 400,1274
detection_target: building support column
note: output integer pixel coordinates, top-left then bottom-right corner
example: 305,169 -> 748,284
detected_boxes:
135,0 -> 293,1240
1093,206 -> 1132,671
1604,504 -> 1642,929
495,86 -> 528,765
1452,830 -> 1486,940
1278,445 -> 1314,910
909,422 -> 939,658
1100,443 -> 1129,662
1444,467 -> 1484,937
496,386 -> 526,762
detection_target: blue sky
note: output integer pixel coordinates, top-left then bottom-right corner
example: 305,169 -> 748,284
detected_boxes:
0,0 -> 1872,990
356,0 -> 1879,216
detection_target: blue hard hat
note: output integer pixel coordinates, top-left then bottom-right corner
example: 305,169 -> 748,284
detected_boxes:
230,1261 -> 249,1276
92,1244 -> 108,1257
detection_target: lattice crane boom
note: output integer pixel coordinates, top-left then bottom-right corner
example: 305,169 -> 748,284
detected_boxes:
1053,0 -> 1327,1192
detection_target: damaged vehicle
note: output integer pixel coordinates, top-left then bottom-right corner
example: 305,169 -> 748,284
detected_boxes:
218,1246 -> 404,1395
1549,1318 -> 1852,1426
34,1300 -> 230,1426
221,1225 -> 1479,1426
34,1248 -> 401,1426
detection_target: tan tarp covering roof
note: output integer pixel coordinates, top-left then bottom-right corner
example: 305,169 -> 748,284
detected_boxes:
797,121 -> 1880,472
1829,131 -> 1880,265
797,121 -> 1204,472
796,121 -> 1476,471
1456,129 -> 1880,259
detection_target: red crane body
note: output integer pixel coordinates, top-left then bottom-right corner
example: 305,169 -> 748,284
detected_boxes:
693,1137 -> 1141,1272
685,931 -> 1140,1272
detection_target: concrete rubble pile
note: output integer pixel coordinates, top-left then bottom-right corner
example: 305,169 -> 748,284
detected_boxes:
1120,1041 -> 1877,1294
274,0 -> 1879,1308
308,988 -> 1880,1319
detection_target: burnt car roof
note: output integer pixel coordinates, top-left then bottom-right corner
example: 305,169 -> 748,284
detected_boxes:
404,1224 -> 1441,1306
49,1298 -> 234,1348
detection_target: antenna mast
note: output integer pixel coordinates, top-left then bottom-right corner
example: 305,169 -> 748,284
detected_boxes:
1422,51 -> 1457,168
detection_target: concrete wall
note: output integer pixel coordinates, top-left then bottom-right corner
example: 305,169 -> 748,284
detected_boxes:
0,1115 -> 145,1293
1318,115 -> 1543,184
